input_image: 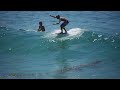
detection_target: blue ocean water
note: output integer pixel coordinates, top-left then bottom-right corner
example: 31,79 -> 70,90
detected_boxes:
0,11 -> 120,79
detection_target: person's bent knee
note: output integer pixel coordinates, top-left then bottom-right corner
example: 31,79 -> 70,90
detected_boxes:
60,25 -> 63,28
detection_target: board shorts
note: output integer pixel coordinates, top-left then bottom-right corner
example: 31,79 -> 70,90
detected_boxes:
60,20 -> 69,28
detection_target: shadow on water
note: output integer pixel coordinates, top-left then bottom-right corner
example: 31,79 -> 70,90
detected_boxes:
50,39 -> 103,79
52,40 -> 70,79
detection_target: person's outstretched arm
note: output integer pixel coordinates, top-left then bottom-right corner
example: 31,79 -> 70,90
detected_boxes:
53,19 -> 60,25
50,15 -> 56,18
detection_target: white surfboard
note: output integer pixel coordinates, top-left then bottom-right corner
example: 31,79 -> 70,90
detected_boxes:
43,28 -> 85,41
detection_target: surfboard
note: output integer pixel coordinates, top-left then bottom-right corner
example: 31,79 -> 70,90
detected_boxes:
56,32 -> 69,38
43,28 -> 84,41
56,32 -> 68,35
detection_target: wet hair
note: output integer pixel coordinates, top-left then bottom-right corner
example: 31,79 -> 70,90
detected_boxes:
56,15 -> 60,19
39,22 -> 43,26
39,22 -> 42,24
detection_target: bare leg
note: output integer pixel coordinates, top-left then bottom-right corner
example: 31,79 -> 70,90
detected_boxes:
60,27 -> 63,33
63,27 -> 67,33
60,22 -> 68,34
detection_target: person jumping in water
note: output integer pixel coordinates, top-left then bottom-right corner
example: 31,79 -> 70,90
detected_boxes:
50,15 -> 69,34
38,21 -> 45,32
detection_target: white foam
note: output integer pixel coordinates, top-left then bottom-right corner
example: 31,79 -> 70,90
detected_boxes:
92,32 -> 95,36
43,28 -> 84,41
19,28 -> 38,32
93,39 -> 97,42
26,30 -> 37,32
111,39 -> 115,42
104,38 -> 108,40
9,48 -> 12,50
98,35 -> 102,37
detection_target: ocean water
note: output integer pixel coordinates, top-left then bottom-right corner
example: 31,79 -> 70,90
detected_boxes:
0,11 -> 120,79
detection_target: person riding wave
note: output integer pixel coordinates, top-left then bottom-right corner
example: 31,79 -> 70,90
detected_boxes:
50,15 -> 69,34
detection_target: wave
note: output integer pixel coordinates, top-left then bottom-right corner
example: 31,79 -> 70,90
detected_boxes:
43,28 -> 85,41
0,26 -> 120,55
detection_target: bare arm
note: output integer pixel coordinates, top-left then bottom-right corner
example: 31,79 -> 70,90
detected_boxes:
50,15 -> 56,18
38,26 -> 41,31
50,15 -> 61,25
53,19 -> 61,25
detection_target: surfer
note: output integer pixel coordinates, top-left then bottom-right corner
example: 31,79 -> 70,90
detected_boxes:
50,15 -> 69,34
38,21 -> 45,32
